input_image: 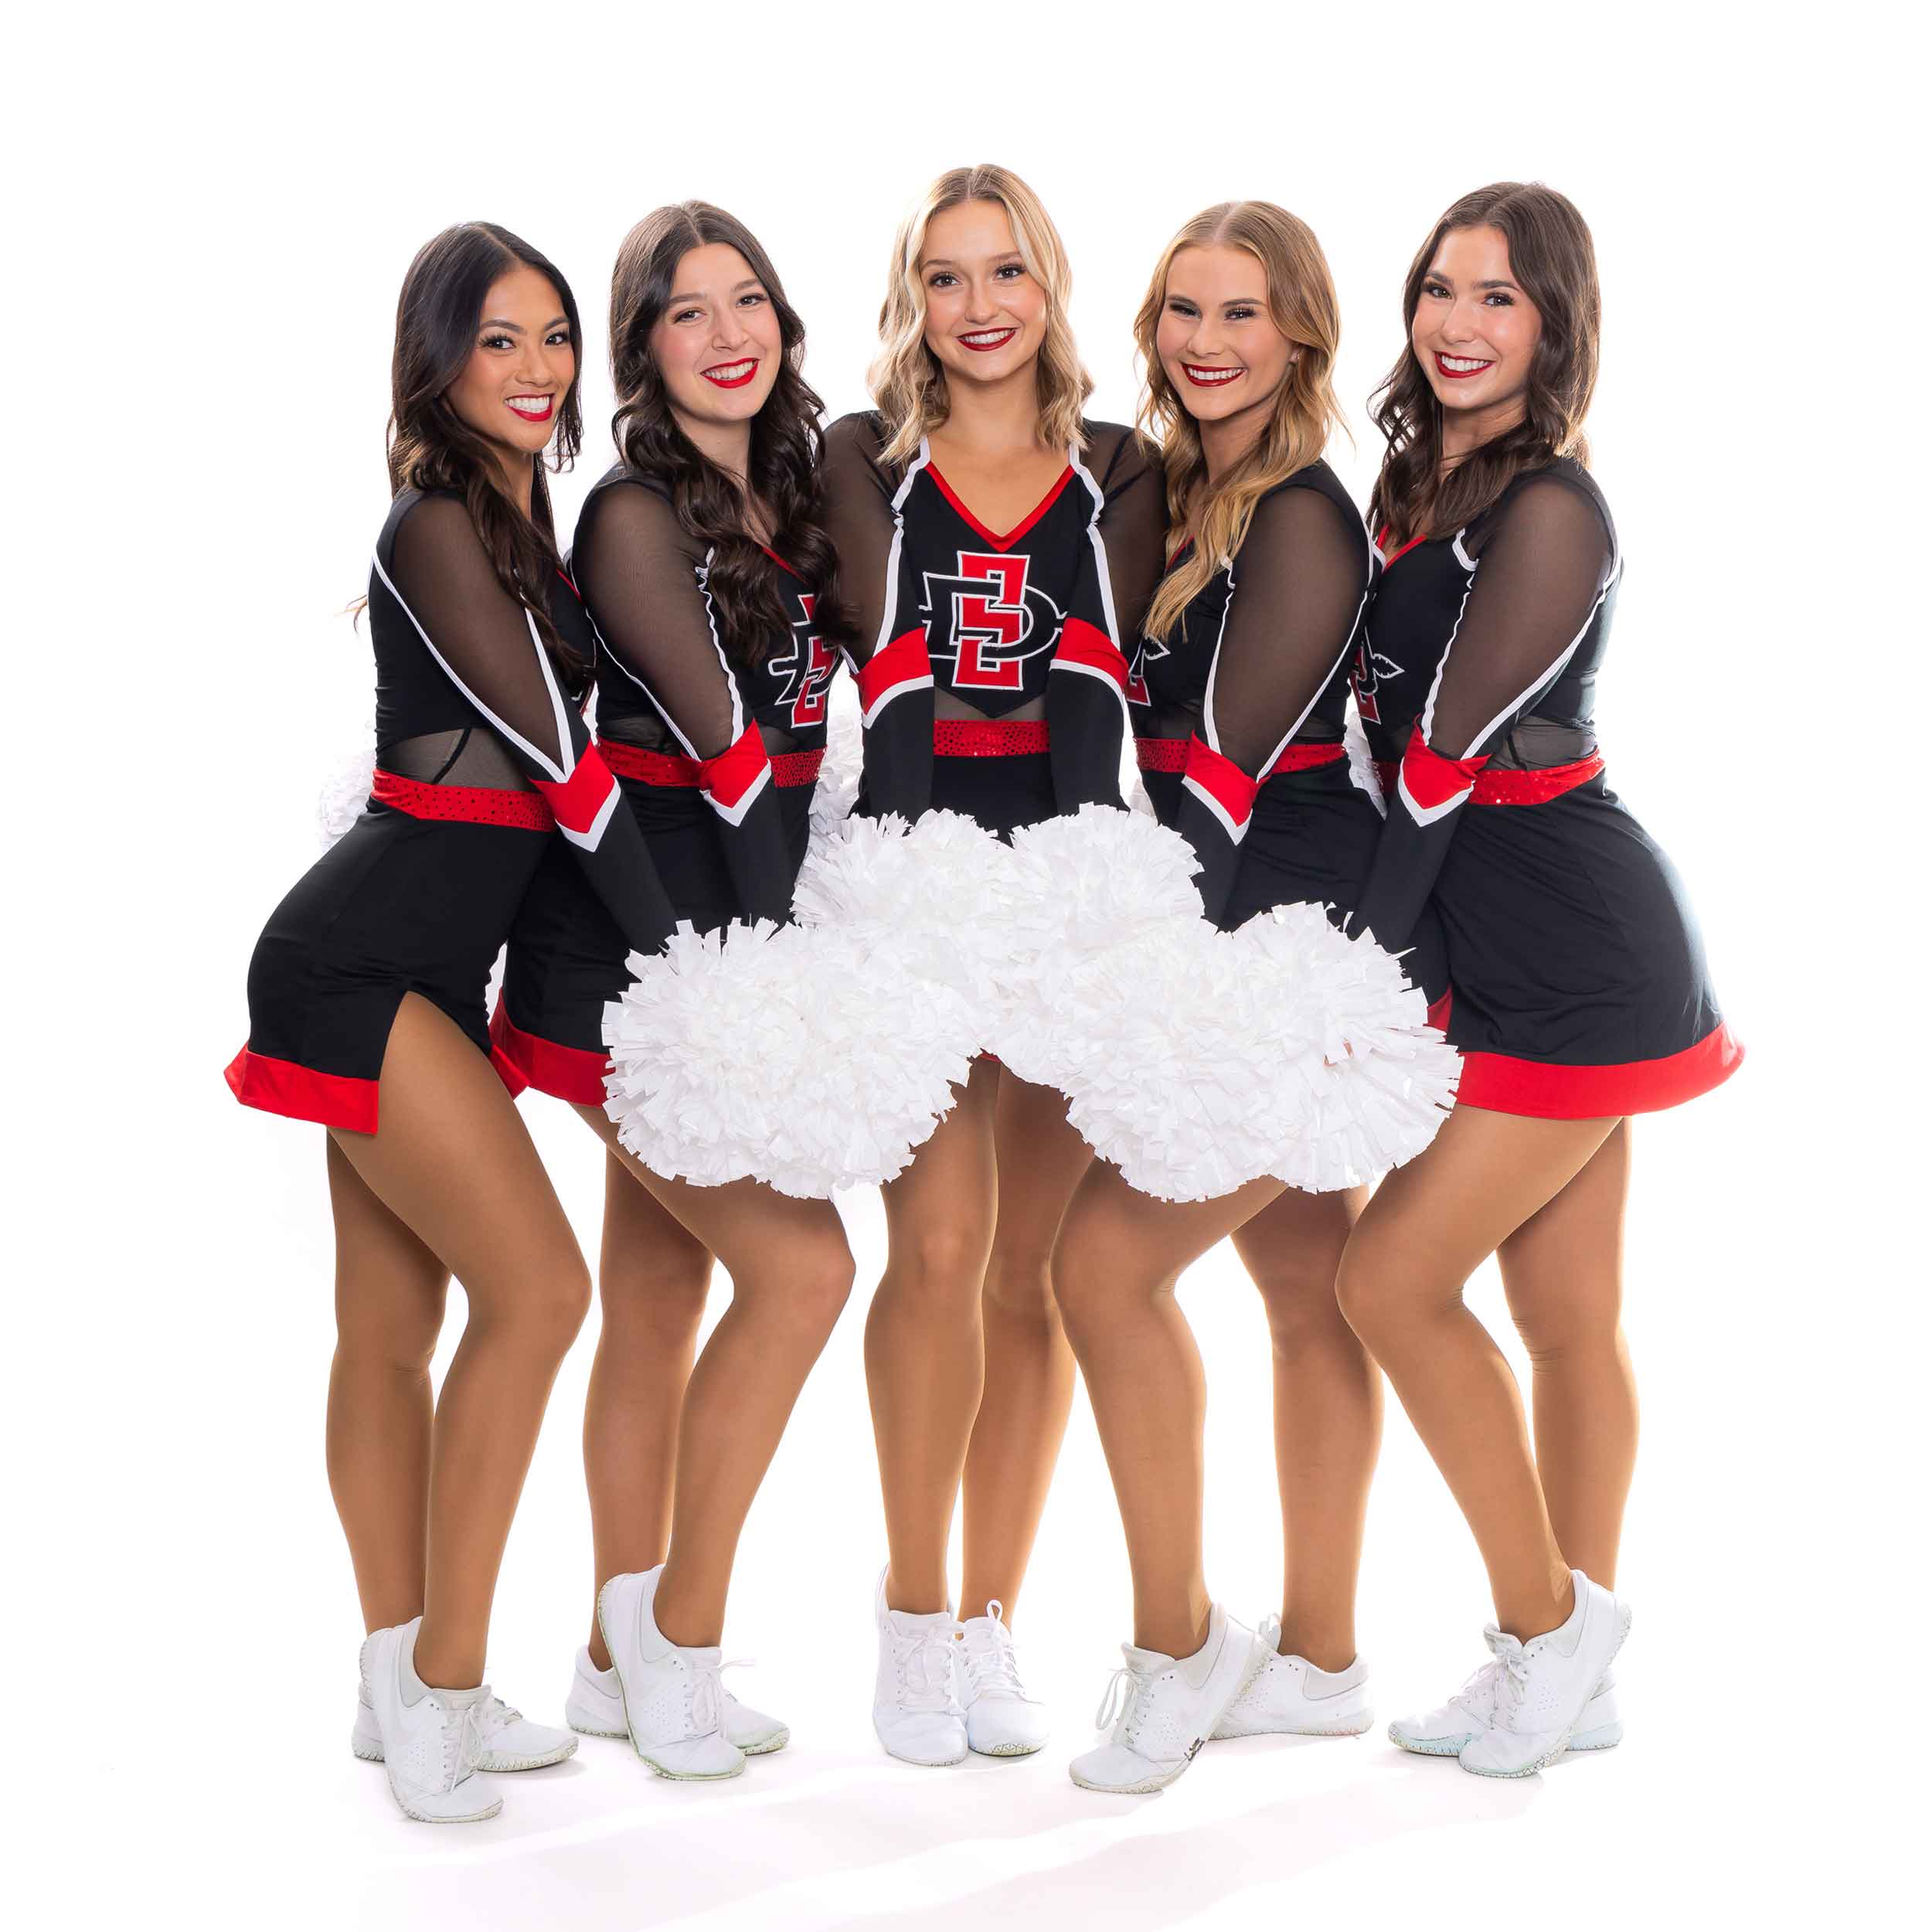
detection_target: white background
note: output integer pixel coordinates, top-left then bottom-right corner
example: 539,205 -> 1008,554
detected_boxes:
12,5 -> 1920,1927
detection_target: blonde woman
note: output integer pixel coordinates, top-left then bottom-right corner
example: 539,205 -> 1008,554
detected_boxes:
1050,202 -> 1441,1794
821,164 -> 1163,1766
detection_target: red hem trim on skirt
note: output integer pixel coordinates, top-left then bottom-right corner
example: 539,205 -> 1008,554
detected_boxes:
225,1043 -> 379,1134
1456,1022 -> 1744,1120
488,1002 -> 610,1107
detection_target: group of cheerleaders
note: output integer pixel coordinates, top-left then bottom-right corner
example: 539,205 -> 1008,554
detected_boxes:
226,165 -> 1739,1821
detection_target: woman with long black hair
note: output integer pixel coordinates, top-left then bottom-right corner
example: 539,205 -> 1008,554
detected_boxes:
1337,182 -> 1740,1777
488,202 -> 855,1781
226,223 -> 676,1822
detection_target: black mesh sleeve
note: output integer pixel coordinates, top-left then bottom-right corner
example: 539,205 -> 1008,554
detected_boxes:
1349,472 -> 1615,954
385,495 -> 676,955
1092,426 -> 1167,648
573,482 -> 795,923
1175,486 -> 1368,923
822,413 -> 933,818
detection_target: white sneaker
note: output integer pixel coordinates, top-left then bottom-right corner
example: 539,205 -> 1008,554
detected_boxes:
358,1618 -> 502,1823
1390,1662 -> 1622,1756
354,1679 -> 575,1770
1068,1605 -> 1260,1794
597,1566 -> 746,1780
957,1601 -> 1049,1757
872,1572 -> 968,1766
564,1645 -> 789,1754
1212,1615 -> 1373,1738
1457,1570 -> 1632,1778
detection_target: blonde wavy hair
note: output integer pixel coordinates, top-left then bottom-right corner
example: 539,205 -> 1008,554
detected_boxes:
869,165 -> 1093,467
1137,202 -> 1345,642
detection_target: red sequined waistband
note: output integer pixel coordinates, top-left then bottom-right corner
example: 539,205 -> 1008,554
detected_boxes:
1134,737 -> 1345,778
370,768 -> 554,830
1374,751 -> 1606,806
597,738 -> 825,789
934,718 -> 1051,757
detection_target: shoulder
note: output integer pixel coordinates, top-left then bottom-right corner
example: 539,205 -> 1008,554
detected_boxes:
1479,459 -> 1616,564
383,488 -> 485,575
823,410 -> 892,467
1077,418 -> 1145,474
1248,464 -> 1369,553
575,464 -> 688,552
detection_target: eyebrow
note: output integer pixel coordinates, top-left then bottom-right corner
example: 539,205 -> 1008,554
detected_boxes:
1169,292 -> 1266,308
667,278 -> 764,305
1424,274 -> 1519,292
917,251 -> 1024,270
479,315 -> 569,333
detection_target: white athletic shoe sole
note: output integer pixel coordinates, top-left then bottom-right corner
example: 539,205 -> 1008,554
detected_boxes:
596,1576 -> 746,1781
1456,1601 -> 1634,1781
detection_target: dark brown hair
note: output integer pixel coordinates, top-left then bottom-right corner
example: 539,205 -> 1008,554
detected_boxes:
609,201 -> 851,665
385,222 -> 586,666
1368,183 -> 1600,546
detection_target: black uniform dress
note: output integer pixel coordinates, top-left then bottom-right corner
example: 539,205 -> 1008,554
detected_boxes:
821,413 -> 1163,835
489,467 -> 837,1104
1349,458 -> 1740,1117
1128,460 -> 1448,1009
226,489 -> 675,1133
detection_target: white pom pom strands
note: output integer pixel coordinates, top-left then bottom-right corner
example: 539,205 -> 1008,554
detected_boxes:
601,920 -> 978,1199
317,740 -> 376,848
807,702 -> 864,852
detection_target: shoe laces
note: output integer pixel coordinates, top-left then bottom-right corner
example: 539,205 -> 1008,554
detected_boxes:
963,1600 -> 1027,1699
1481,1626 -> 1532,1711
688,1655 -> 752,1739
436,1697 -> 485,1789
895,1628 -> 960,1713
1094,1657 -> 1157,1743
478,1696 -> 519,1740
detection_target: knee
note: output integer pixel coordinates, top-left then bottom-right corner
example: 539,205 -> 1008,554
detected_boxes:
982,1243 -> 1057,1323
786,1233 -> 856,1335
892,1221 -> 992,1302
1247,1247 -> 1350,1350
1506,1294 -> 1621,1369
600,1247 -> 713,1350
335,1287 -> 447,1377
499,1254 -> 594,1356
1333,1238 -> 1405,1346
1049,1233 -> 1137,1352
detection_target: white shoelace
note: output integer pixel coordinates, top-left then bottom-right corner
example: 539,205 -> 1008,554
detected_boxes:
963,1600 -> 1027,1699
688,1656 -> 752,1739
1481,1628 -> 1532,1716
896,1628 -> 961,1713
1094,1660 -> 1155,1742
438,1699 -> 485,1788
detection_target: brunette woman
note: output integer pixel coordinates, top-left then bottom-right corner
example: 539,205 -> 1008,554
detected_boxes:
226,224 -> 677,1821
1336,182 -> 1740,1777
1052,202 -> 1442,1794
487,202 -> 854,1781
821,164 -> 1164,1764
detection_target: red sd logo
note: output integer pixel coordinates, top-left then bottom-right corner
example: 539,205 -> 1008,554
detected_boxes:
767,592 -> 838,729
921,552 -> 1063,690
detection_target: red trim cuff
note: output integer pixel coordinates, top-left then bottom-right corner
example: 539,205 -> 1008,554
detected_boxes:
1458,1022 -> 1744,1120
488,1002 -> 610,1107
225,1043 -> 379,1134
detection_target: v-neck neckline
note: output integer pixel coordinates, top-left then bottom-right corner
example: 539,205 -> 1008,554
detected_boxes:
923,451 -> 1077,552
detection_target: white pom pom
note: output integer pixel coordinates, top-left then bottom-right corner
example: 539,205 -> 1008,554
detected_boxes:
1037,901 -> 1458,1202
317,735 -> 376,848
807,699 -> 865,851
1344,712 -> 1386,818
985,805 -> 1203,1083
601,919 -> 978,1199
790,809 -> 1017,1009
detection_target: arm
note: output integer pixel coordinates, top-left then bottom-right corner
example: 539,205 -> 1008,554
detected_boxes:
1347,473 -> 1616,951
573,482 -> 798,923
1174,487 -> 1369,923
383,495 -> 675,954
821,415 -> 933,818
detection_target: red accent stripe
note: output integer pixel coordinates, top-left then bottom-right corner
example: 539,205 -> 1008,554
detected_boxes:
1053,614 -> 1131,691
488,1002 -> 609,1107
1401,729 -> 1488,812
1182,736 -> 1258,831
1135,736 -> 1187,774
934,717 -> 1050,757
532,747 -> 620,838
225,1043 -> 379,1134
1457,1022 -> 1744,1120
925,461 -> 1076,550
1375,752 -> 1605,807
857,628 -> 933,713
598,737 -> 822,790
370,769 -> 554,831
1426,988 -> 1454,1034
699,723 -> 772,811
1269,741 -> 1347,777
758,543 -> 801,579
1377,525 -> 1428,568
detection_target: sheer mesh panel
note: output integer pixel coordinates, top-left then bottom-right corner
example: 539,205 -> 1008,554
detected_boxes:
1488,716 -> 1598,770
1205,487 -> 1365,774
382,728 -> 539,790
821,415 -> 900,665
1088,424 -> 1166,648
1424,475 -> 1614,760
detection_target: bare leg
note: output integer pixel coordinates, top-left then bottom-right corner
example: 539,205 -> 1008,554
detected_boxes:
1230,1185 -> 1376,1672
1053,1162 -> 1286,1658
582,1150 -> 714,1669
325,1137 -> 450,1633
328,993 -> 593,1689
574,1107 -> 853,1649
1498,1121 -> 1637,1586
866,1060 -> 1001,1614
959,1070 -> 1093,1624
1335,1106 -> 1620,1641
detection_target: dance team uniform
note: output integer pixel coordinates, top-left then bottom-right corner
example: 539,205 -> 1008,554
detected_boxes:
226,491 -> 675,1132
821,413 -> 1162,836
1129,461 -> 1447,1006
1349,459 -> 1740,1116
488,468 -> 838,1104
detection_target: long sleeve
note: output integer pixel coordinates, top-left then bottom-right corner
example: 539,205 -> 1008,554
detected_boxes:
1348,472 -> 1616,951
573,481 -> 798,924
1048,426 -> 1164,811
822,413 -> 933,818
382,495 -> 676,954
1173,486 -> 1368,923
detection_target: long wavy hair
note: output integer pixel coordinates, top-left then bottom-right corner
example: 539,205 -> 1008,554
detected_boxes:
385,222 -> 584,666
609,201 -> 850,668
869,165 -> 1092,467
1368,182 -> 1600,547
1134,202 -> 1345,643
